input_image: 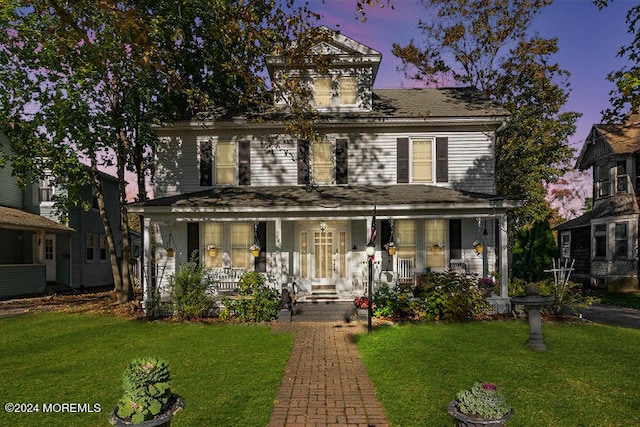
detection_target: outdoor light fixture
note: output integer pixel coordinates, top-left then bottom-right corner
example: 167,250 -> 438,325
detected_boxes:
365,243 -> 376,258
319,221 -> 327,232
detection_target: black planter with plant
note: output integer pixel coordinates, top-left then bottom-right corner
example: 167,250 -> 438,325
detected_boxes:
448,382 -> 513,427
109,357 -> 184,427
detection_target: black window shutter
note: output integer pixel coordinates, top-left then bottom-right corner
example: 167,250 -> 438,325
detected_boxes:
255,222 -> 267,273
336,138 -> 349,184
199,139 -> 212,186
381,219 -> 392,270
436,137 -> 449,183
187,223 -> 200,263
238,140 -> 251,186
449,219 -> 462,259
397,138 -> 409,183
297,140 -> 310,185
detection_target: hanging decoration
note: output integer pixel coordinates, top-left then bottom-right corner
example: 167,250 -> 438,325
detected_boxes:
166,230 -> 176,258
384,219 -> 396,255
250,220 -> 261,257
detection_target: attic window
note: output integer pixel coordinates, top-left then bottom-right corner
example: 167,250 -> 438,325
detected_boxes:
313,77 -> 332,107
339,76 -> 357,105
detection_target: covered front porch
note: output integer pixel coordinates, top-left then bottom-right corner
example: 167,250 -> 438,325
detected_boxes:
130,185 -> 521,314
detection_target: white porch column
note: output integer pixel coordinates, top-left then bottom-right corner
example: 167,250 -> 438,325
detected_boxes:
143,217 -> 152,307
275,219 -> 282,290
499,213 -> 509,298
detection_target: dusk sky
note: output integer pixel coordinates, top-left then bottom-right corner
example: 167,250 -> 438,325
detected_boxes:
304,0 -> 636,211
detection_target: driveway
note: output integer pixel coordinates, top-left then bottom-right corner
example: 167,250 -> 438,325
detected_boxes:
580,304 -> 640,329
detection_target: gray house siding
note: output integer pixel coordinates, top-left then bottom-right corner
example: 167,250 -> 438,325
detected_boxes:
0,134 -> 23,209
0,264 -> 46,298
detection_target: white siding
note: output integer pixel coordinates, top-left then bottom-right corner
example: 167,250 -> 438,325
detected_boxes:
251,139 -> 298,186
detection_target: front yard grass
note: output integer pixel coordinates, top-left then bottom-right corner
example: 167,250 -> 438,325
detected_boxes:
0,312 -> 294,427
594,290 -> 640,309
357,320 -> 640,426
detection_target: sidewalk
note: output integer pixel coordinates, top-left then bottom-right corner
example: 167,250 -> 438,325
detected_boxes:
269,320 -> 389,427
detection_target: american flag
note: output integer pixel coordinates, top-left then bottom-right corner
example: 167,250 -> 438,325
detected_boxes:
368,205 -> 377,246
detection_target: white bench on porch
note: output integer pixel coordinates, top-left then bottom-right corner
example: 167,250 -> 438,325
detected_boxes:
204,268 -> 245,294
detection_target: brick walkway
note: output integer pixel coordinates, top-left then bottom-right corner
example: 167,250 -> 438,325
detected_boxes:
269,321 -> 390,427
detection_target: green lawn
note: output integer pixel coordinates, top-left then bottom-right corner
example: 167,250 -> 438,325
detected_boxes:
0,312 -> 294,427
357,321 -> 640,426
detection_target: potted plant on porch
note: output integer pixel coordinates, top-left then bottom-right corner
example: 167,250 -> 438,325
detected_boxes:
448,382 -> 513,426
109,357 -> 184,427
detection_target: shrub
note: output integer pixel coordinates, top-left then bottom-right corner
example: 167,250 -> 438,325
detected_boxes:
222,271 -> 281,322
372,283 -> 424,319
169,262 -> 216,320
418,271 -> 490,321
115,357 -> 176,425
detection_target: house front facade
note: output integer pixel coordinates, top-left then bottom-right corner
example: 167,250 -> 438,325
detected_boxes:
129,28 -> 521,313
556,114 -> 640,291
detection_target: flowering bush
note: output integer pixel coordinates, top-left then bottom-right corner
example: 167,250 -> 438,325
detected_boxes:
478,277 -> 494,288
454,382 -> 511,420
354,296 -> 369,309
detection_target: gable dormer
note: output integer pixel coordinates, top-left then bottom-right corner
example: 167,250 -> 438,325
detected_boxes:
266,26 -> 381,113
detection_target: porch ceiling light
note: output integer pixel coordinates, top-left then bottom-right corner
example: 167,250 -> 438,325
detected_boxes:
319,221 -> 327,232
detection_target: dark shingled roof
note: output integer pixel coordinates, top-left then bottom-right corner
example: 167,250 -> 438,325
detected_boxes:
0,205 -> 73,233
553,212 -> 592,231
371,87 -> 509,118
593,113 -> 640,155
131,184 -> 519,213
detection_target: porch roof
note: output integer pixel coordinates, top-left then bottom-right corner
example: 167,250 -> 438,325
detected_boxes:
0,205 -> 74,233
129,185 -> 522,217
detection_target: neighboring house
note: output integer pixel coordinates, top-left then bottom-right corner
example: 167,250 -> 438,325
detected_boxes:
0,132 -> 133,297
556,114 -> 640,291
129,28 -> 522,313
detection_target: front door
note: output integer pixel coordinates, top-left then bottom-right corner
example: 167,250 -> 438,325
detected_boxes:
44,234 -> 56,282
299,221 -> 349,295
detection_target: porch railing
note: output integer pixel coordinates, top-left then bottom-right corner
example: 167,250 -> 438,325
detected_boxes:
397,258 -> 414,284
204,268 -> 246,294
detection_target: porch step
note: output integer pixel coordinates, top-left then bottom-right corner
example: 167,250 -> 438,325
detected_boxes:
311,284 -> 336,294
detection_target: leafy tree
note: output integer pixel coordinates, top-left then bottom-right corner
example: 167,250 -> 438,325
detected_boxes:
393,0 -> 580,277
595,0 -> 640,121
0,0 -> 319,302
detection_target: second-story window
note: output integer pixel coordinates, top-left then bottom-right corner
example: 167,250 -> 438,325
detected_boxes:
33,176 -> 54,204
616,160 -> 629,193
199,139 -> 249,186
596,164 -> 610,198
313,140 -> 333,184
339,76 -> 357,105
397,137 -> 448,184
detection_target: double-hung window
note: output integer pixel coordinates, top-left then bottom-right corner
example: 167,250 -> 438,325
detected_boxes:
596,164 -> 610,198
616,160 -> 629,193
313,77 -> 332,108
397,137 -> 448,184
614,222 -> 628,258
231,222 -> 252,268
313,140 -> 333,184
199,139 -> 248,186
425,219 -> 446,269
594,224 -> 607,258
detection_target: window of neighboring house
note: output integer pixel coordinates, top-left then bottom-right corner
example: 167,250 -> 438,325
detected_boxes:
313,77 -> 332,107
231,222 -> 252,268
313,140 -> 333,184
33,177 -> 53,204
203,222 -> 223,269
596,164 -> 610,198
86,233 -> 95,262
561,231 -> 571,260
425,219 -> 446,269
616,160 -> 629,193
339,76 -> 357,105
594,224 -> 607,258
614,222 -> 628,258
99,235 -> 107,261
411,138 -> 433,183
44,237 -> 54,261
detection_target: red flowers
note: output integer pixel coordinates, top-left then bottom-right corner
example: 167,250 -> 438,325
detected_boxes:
354,296 -> 369,309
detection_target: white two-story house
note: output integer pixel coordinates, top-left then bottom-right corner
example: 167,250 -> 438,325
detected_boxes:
129,28 -> 521,313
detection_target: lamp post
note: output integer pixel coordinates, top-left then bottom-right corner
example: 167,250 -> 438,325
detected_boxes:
365,243 -> 376,333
